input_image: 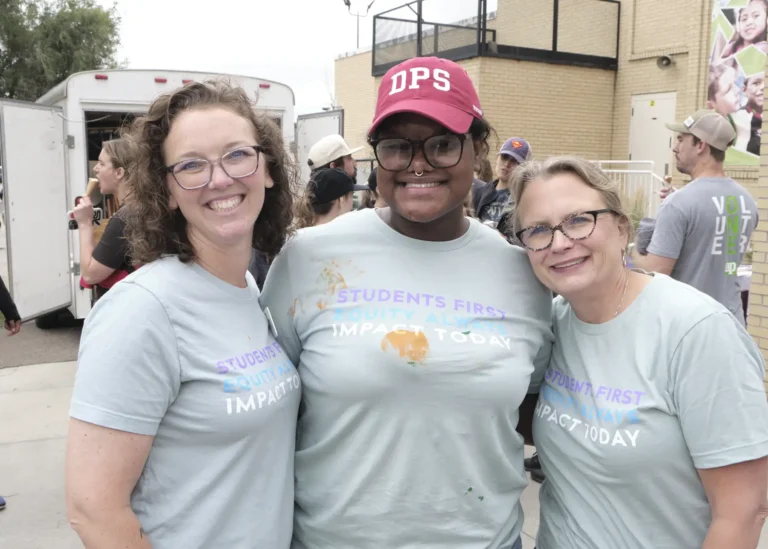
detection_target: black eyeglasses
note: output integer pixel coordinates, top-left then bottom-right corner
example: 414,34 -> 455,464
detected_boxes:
515,209 -> 618,251
166,145 -> 264,190
370,133 -> 469,172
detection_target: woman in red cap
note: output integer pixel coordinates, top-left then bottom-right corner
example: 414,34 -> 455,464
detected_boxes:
261,57 -> 552,549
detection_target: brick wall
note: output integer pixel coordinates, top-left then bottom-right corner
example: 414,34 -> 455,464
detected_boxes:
477,57 -> 614,159
335,51 -> 615,163
746,55 -> 768,388
334,51 -> 378,155
492,0 -> 617,57
493,0 -> 554,49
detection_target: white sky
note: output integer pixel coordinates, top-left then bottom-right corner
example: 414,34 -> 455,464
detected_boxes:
99,0 -> 494,117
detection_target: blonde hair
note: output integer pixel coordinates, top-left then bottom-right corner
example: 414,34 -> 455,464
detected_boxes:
506,155 -> 632,246
102,138 -> 135,174
101,138 -> 136,211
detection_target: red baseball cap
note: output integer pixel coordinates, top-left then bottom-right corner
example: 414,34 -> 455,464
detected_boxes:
368,57 -> 484,137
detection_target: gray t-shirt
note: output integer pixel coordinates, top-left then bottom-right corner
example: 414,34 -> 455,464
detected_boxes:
70,256 -> 300,549
260,209 -> 554,549
533,274 -> 768,549
647,177 -> 758,324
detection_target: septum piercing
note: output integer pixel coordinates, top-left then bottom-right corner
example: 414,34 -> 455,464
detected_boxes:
415,171 -> 424,177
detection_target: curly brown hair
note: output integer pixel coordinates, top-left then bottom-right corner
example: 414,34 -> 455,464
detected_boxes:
122,79 -> 296,265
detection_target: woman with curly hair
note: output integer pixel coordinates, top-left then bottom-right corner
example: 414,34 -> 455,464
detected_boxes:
65,80 -> 300,549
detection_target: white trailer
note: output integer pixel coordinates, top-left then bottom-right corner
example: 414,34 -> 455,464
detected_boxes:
295,109 -> 344,185
0,69 -> 295,327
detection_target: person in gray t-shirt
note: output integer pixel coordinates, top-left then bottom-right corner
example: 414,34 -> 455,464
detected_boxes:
644,109 -> 758,325
66,81 -> 299,549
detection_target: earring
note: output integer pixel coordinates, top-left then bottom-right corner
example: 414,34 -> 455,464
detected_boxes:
621,249 -> 627,268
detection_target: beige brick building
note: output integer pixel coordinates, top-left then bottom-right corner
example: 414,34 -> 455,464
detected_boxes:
751,64 -> 768,391
332,0 -> 768,380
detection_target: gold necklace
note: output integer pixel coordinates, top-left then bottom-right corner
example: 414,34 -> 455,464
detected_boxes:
615,273 -> 630,317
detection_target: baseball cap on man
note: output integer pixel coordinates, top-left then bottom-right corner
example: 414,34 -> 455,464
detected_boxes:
308,135 -> 363,168
665,109 -> 736,151
368,56 -> 484,136
309,168 -> 368,205
498,137 -> 532,163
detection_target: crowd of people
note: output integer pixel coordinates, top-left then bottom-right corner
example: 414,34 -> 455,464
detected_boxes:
0,52 -> 766,548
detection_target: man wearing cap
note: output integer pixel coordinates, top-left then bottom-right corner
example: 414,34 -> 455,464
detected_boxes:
307,134 -> 362,180
472,137 -> 532,230
642,109 -> 758,325
296,167 -> 368,228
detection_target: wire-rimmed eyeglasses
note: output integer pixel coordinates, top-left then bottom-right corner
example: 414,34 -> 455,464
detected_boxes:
166,145 -> 264,190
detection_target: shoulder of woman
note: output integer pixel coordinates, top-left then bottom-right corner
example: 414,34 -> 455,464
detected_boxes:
638,275 -> 733,333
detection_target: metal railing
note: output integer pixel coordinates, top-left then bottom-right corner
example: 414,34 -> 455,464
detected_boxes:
594,161 -> 666,219
372,1 -> 498,75
373,15 -> 496,74
370,0 -> 619,76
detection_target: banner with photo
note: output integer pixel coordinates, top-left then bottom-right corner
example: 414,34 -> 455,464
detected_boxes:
709,0 -> 766,165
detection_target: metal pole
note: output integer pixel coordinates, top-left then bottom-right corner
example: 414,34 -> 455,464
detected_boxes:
476,0 -> 482,56
552,0 -> 559,52
416,0 -> 423,57
357,15 -> 360,49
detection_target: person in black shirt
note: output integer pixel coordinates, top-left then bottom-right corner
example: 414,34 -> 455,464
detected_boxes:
472,137 -> 532,230
0,273 -> 20,509
0,274 -> 21,336
72,138 -> 136,295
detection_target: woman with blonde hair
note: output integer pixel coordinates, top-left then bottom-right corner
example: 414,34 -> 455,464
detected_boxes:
66,80 -> 299,549
72,138 -> 136,294
508,155 -> 768,549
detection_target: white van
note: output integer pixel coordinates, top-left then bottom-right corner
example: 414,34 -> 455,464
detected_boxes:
0,69 -> 295,328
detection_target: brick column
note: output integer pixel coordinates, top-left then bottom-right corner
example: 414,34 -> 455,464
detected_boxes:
747,57 -> 768,391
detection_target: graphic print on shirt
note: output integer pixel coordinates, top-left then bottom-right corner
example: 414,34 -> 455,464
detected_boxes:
479,190 -> 510,228
330,286 -> 512,364
216,341 -> 300,415
535,368 -> 644,448
711,195 -> 753,275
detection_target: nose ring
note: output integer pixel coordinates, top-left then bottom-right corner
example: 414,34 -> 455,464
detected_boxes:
415,171 -> 424,177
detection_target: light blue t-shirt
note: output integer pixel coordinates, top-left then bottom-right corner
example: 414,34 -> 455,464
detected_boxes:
70,257 -> 300,549
533,274 -> 768,549
260,209 -> 554,549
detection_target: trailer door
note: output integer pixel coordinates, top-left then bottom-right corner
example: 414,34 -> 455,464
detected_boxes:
0,101 -> 71,320
296,109 -> 344,185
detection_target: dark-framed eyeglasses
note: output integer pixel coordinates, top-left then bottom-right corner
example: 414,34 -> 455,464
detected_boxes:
515,209 -> 618,251
370,132 -> 470,172
166,145 -> 264,190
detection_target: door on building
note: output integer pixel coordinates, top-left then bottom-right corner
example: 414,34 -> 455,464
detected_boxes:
628,93 -> 677,179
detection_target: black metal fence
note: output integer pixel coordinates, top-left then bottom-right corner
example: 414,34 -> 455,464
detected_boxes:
371,0 -> 620,76
372,1 -> 495,76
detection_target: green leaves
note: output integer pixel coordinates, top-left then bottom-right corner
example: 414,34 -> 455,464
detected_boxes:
0,0 -> 122,100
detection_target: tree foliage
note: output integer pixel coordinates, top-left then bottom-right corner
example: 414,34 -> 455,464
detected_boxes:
0,0 -> 121,100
